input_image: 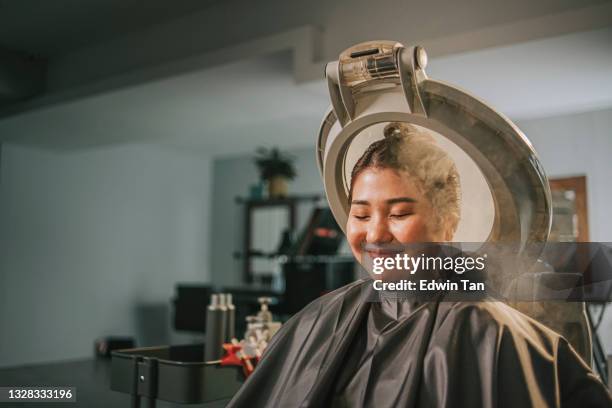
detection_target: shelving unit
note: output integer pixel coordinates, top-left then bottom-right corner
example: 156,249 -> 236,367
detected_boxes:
235,194 -> 324,283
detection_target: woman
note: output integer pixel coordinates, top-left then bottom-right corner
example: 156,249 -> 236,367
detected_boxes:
228,123 -> 611,407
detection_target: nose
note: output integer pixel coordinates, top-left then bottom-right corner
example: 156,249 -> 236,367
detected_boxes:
366,216 -> 393,243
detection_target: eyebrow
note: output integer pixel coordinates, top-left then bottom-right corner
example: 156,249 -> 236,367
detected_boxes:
351,197 -> 417,205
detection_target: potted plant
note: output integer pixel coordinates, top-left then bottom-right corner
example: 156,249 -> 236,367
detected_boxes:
254,147 -> 296,198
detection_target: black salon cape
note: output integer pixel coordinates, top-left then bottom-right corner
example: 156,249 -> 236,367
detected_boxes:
228,279 -> 612,408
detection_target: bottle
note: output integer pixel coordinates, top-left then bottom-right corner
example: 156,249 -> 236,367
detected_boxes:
225,293 -> 236,342
204,294 -> 227,361
218,293 -> 230,345
257,297 -> 273,322
256,297 -> 282,340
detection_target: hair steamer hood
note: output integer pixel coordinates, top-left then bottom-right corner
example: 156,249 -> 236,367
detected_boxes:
316,41 -> 593,364
316,41 -> 551,248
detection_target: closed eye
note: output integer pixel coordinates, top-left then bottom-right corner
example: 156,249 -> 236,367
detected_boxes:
390,213 -> 413,219
352,215 -> 370,220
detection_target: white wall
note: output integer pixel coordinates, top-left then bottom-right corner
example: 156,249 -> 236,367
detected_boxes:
517,107 -> 612,243
0,143 -> 212,367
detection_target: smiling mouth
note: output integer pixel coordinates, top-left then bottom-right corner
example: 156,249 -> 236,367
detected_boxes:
363,244 -> 404,259
366,250 -> 398,258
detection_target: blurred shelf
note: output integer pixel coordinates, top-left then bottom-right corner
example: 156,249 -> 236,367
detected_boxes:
235,193 -> 323,206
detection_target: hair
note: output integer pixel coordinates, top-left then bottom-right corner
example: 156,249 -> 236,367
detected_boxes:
349,122 -> 461,236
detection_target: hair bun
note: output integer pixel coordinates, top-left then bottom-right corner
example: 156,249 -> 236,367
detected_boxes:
383,122 -> 422,140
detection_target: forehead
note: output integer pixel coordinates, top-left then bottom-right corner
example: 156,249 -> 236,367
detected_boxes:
351,168 -> 423,200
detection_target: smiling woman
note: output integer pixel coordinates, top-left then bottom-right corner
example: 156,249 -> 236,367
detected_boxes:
347,122 -> 461,263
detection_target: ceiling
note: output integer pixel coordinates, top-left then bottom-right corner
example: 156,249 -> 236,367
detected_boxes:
0,27 -> 610,157
0,0 -> 223,56
427,27 -> 612,120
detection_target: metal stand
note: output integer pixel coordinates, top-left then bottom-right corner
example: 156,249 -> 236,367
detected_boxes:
111,343 -> 243,407
588,303 -> 609,385
126,355 -> 158,408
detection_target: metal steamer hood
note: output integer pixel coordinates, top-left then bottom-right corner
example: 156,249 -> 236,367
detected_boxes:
317,41 -> 552,248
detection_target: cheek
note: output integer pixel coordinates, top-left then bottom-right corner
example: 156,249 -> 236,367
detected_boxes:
346,220 -> 366,258
391,216 -> 431,242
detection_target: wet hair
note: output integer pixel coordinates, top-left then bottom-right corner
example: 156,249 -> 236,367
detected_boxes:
349,122 -> 461,236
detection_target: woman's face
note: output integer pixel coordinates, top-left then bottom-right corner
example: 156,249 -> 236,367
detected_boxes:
347,167 -> 441,264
